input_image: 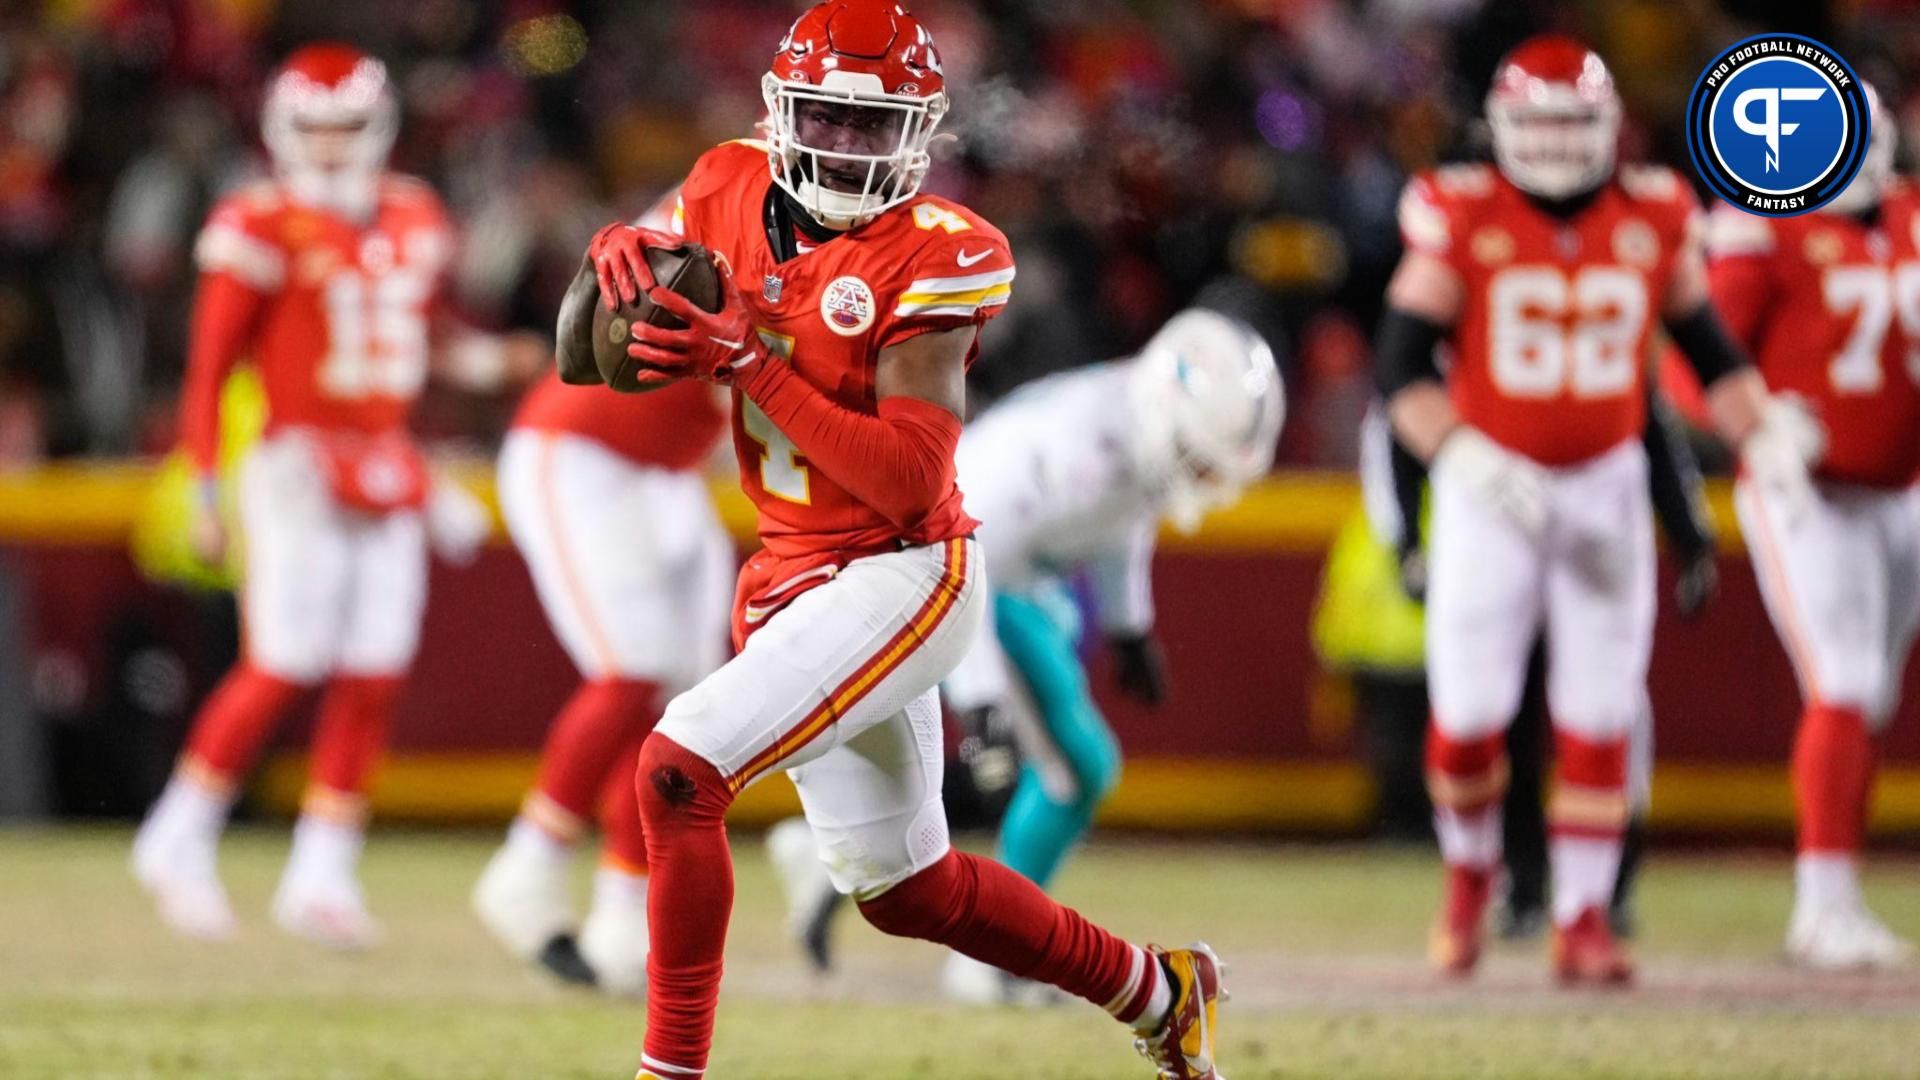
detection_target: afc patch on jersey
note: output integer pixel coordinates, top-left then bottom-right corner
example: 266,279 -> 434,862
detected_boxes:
820,275 -> 877,336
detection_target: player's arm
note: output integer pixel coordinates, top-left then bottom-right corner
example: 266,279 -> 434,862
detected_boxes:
1376,250 -> 1465,461
1661,225 -> 1823,517
1640,380 -> 1718,617
1089,518 -> 1167,706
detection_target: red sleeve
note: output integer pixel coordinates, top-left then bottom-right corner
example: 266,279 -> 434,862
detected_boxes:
736,358 -> 960,528
1703,207 -> 1778,353
181,270 -> 267,475
1396,171 -> 1470,276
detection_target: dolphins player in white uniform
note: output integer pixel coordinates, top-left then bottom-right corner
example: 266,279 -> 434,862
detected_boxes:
769,308 -> 1284,996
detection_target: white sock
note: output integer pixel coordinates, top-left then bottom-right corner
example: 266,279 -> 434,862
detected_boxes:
1108,946 -> 1175,1034
592,864 -> 648,911
506,816 -> 573,865
284,815 -> 365,889
147,773 -> 232,842
1433,806 -> 1502,870
1550,835 -> 1621,926
1795,851 -> 1861,916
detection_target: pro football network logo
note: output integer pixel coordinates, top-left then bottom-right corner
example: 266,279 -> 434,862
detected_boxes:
1686,34 -> 1871,217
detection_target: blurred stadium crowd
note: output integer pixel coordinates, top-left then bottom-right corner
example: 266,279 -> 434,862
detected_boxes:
6,0 -> 1914,473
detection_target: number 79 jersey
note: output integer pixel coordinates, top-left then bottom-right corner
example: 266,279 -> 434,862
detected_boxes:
1704,189 -> 1920,488
673,141 -> 1014,559
192,176 -> 451,437
1398,163 -> 1697,466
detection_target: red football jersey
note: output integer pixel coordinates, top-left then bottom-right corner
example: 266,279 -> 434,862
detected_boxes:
1704,189 -> 1920,488
672,141 -> 1014,559
1399,163 -> 1697,466
183,175 -> 451,470
512,371 -> 727,473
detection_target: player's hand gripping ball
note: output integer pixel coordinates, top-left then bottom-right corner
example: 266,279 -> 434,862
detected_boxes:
586,223 -> 726,393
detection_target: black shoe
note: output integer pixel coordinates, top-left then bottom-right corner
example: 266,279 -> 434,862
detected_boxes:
537,932 -> 599,988
801,888 -> 847,973
1496,901 -> 1549,942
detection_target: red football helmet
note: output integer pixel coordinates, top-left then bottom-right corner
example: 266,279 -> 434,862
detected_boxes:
262,43 -> 397,220
1485,35 -> 1621,199
761,1 -> 948,230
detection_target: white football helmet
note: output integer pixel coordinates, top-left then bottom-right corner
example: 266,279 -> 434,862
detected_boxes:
1825,81 -> 1896,216
262,43 -> 398,221
1126,309 -> 1286,533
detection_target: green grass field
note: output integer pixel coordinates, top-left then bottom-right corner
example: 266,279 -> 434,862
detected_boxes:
1,826 -> 1916,1079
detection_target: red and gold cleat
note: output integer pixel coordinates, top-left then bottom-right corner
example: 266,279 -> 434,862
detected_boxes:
1428,864 -> 1492,977
1135,942 -> 1227,1079
1552,906 -> 1635,986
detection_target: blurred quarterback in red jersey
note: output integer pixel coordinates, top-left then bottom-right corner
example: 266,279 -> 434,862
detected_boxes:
572,3 -> 1224,1077
131,44 -> 478,950
1705,83 -> 1920,970
472,349 -> 733,995
1376,35 -> 1823,985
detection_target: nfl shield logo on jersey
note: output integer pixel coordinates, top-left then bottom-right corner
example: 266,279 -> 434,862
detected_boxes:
820,275 -> 877,336
763,274 -> 784,303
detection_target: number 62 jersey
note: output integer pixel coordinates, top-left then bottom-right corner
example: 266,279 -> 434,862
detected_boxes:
1398,162 -> 1697,466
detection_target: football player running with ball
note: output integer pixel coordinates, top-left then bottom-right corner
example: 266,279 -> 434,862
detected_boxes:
132,45 -> 462,949
1375,36 -> 1822,985
574,4 -> 1223,1078
769,309 -> 1284,997
1705,83 -> 1920,970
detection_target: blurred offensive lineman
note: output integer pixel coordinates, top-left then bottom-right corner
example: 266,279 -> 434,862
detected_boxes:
1376,35 -> 1822,984
1705,83 -> 1920,969
575,3 -> 1225,1077
132,45 -> 459,948
473,365 -> 731,994
769,309 -> 1284,1001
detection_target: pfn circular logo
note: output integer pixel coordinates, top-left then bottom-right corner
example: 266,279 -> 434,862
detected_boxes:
1686,35 -> 1870,216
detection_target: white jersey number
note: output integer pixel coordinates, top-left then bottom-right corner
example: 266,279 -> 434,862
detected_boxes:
318,270 -> 431,400
1825,265 -> 1920,393
741,329 -> 810,503
1488,266 -> 1646,399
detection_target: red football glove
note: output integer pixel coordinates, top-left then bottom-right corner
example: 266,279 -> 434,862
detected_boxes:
626,264 -> 774,386
588,222 -> 680,311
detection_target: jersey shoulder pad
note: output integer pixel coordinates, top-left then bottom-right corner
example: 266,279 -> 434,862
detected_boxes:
1617,165 -> 1699,239
1399,165 -> 1495,256
888,197 -> 1014,325
1617,164 -> 1690,205
379,173 -> 448,218
196,183 -> 288,289
682,140 -> 769,202
1703,202 -> 1778,258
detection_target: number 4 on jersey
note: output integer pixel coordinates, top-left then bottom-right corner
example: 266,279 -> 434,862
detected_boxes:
742,329 -> 810,503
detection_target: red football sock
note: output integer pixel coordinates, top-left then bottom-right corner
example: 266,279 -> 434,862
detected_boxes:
529,679 -> 662,842
1548,729 -> 1628,924
182,663 -> 308,787
1425,726 -> 1508,869
635,733 -> 734,1078
598,739 -> 648,875
856,849 -> 1151,1022
308,674 -> 404,800
1794,703 -> 1875,854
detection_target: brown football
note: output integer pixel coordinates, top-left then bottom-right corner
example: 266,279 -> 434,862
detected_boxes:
592,241 -> 725,393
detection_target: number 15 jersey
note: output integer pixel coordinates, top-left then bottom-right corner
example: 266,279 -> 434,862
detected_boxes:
185,176 -> 451,471
1398,163 -> 1697,466
672,140 -> 1015,559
